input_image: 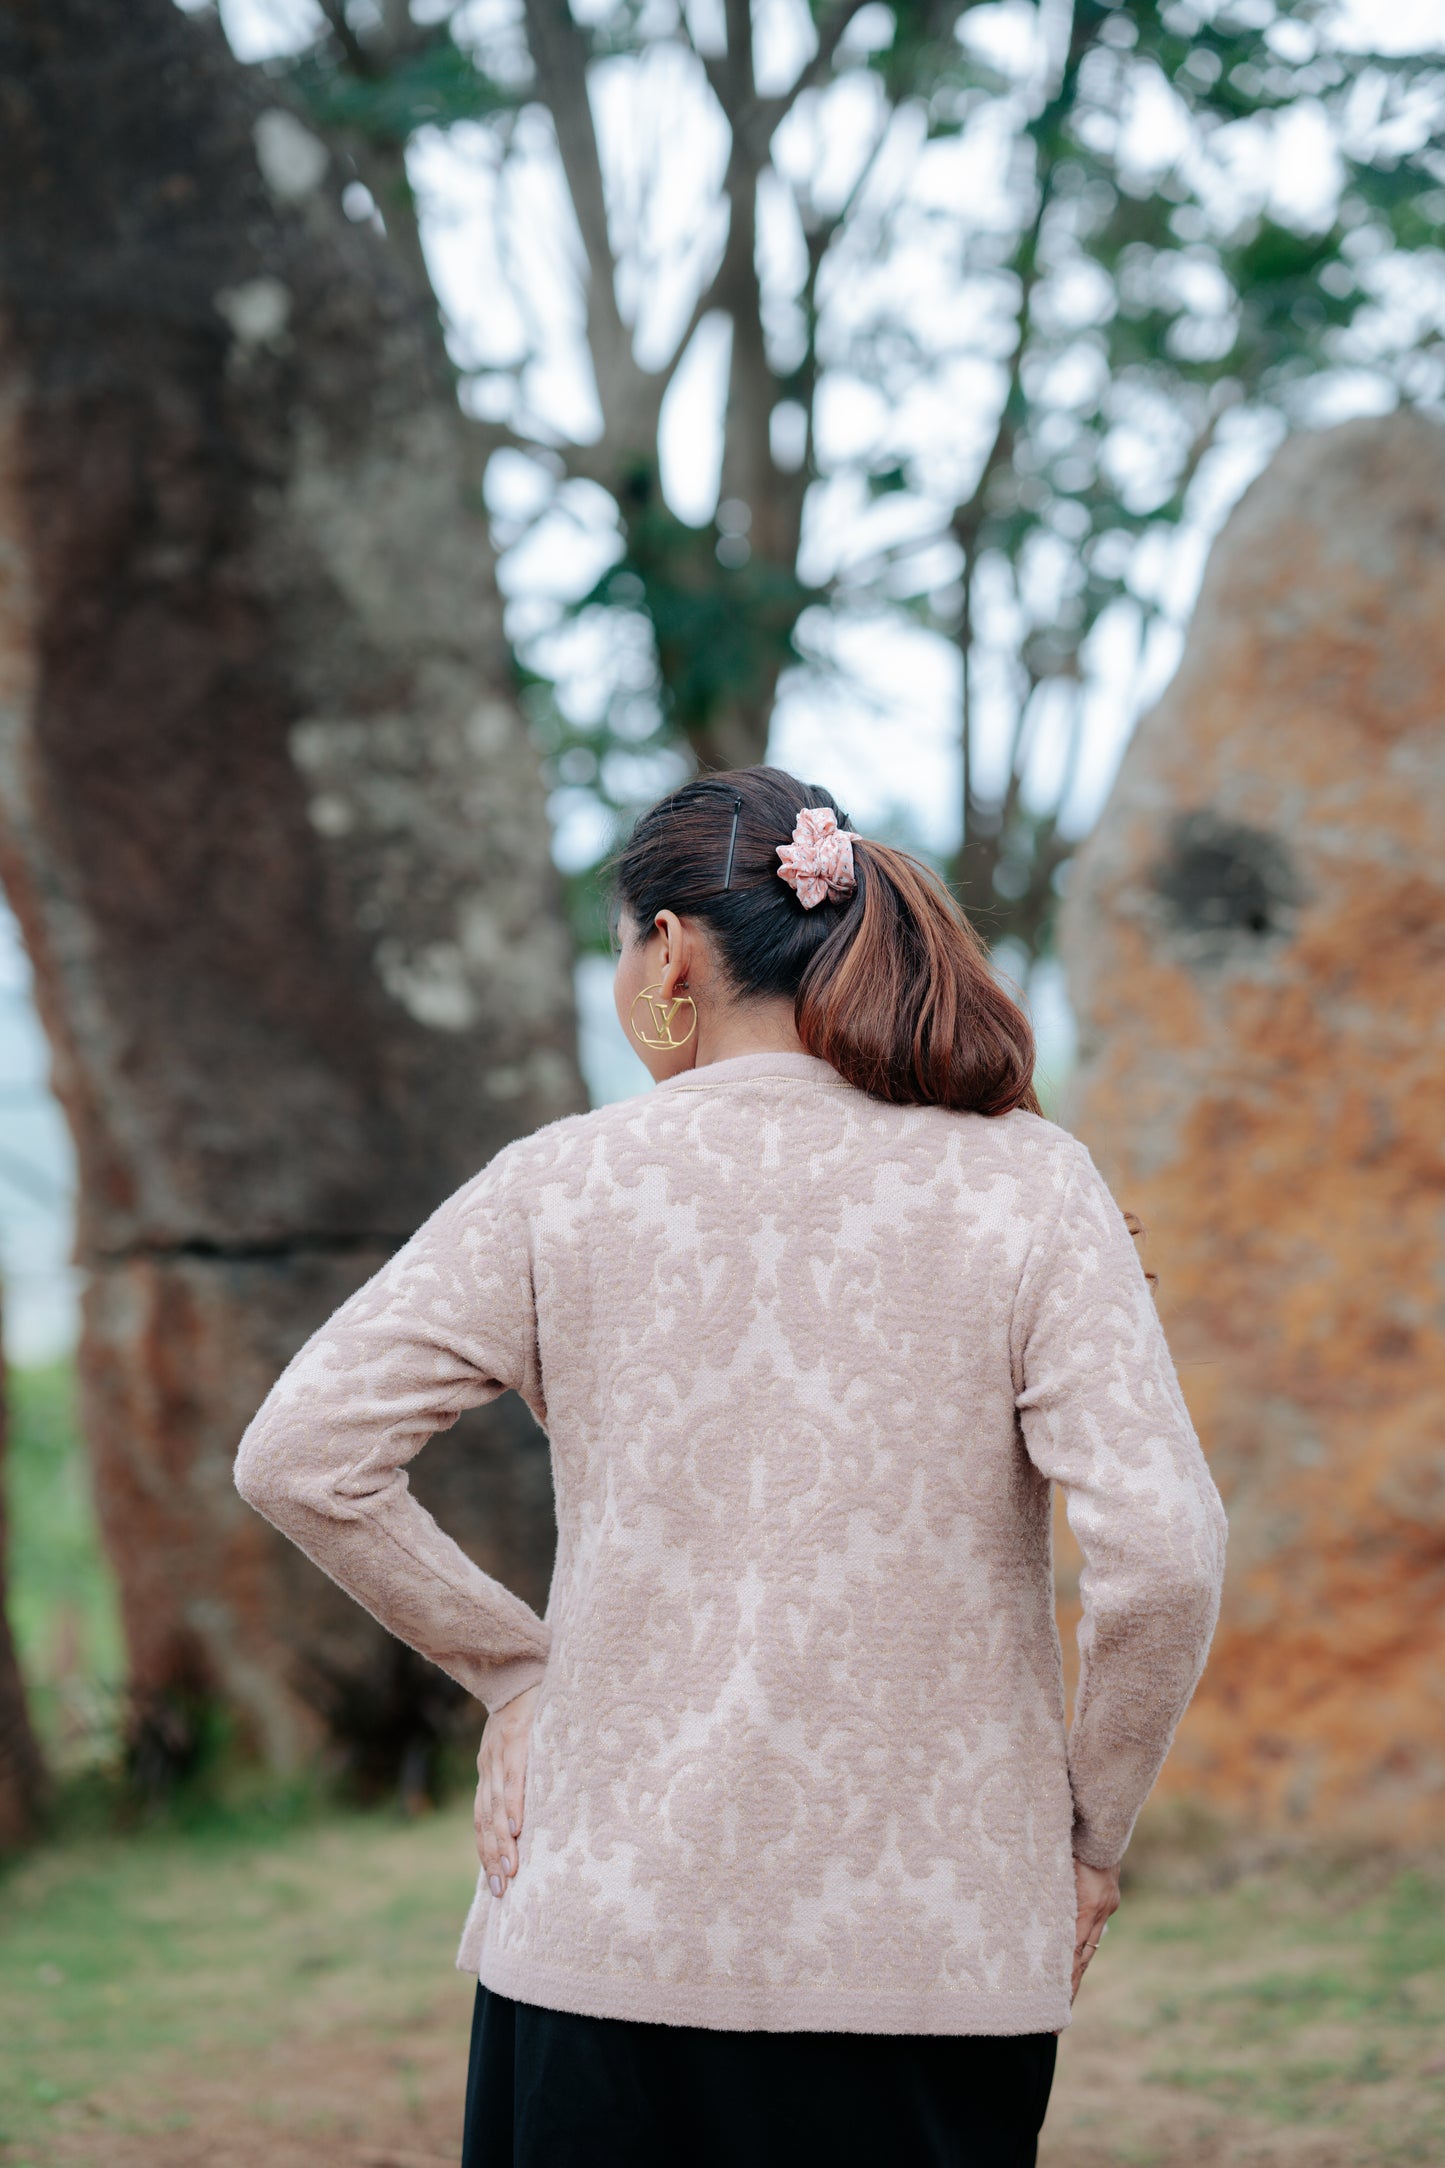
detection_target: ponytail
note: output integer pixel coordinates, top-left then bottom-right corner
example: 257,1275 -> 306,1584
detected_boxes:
608,764 -> 1039,1118
796,836 -> 1039,1115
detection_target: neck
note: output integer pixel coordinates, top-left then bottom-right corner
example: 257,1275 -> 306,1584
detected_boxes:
691,996 -> 807,1069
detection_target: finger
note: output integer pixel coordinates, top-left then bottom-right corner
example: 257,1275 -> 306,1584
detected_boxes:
502,1732 -> 527,1843
478,1740 -> 514,1893
1078,1890 -> 1110,1937
478,1762 -> 508,1894
480,1751 -> 498,1855
490,1781 -> 514,1894
475,1761 -> 497,1873
1071,1924 -> 1105,1996
1072,1932 -> 1102,1995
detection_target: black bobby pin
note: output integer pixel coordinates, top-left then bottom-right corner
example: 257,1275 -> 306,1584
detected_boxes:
721,793 -> 744,891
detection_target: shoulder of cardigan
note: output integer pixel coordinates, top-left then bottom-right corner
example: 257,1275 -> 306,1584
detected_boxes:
649,1049 -> 851,1095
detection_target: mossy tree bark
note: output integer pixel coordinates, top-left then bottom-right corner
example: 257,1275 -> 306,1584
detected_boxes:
0,0 -> 586,1792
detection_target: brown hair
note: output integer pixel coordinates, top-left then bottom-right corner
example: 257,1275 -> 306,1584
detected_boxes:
606,765 -> 1040,1117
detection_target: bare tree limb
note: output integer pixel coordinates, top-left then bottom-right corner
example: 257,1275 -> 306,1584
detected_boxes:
521,0 -> 633,437
655,1 -> 893,425
947,3 -> 1101,927
959,531 -> 975,822
308,1 -> 458,375
317,0 -> 371,75
378,0 -> 423,52
755,0 -> 876,136
722,0 -> 756,106
459,410 -> 565,475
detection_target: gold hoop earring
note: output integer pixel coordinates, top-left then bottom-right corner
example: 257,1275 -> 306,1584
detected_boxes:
630,982 -> 697,1051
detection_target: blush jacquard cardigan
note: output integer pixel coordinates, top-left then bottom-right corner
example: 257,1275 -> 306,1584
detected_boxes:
233,1047 -> 1228,2037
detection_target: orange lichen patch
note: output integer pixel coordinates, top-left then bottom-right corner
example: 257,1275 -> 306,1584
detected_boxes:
1059,413 -> 1445,1849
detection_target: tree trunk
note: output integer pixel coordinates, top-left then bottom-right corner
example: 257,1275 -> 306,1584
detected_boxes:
0,0 -> 587,1790
0,1287 -> 52,1850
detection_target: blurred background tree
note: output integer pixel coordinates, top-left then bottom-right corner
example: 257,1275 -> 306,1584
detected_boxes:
0,0 -> 585,1802
249,0 -> 1445,966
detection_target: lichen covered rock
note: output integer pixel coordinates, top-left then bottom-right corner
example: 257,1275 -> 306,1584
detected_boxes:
1060,412 -> 1445,1846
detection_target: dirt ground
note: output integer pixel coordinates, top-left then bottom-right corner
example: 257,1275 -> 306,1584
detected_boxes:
4,1800 -> 1442,2167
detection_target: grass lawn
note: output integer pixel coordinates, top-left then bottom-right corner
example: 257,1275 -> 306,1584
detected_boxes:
0,1792 -> 484,2167
1,1794 -> 1442,2168
1041,1845 -> 1445,2166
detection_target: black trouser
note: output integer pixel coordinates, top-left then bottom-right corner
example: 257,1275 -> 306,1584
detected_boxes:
461,1983 -> 1058,2168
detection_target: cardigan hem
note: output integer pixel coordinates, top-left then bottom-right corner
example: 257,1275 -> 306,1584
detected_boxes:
461,1940 -> 1073,2038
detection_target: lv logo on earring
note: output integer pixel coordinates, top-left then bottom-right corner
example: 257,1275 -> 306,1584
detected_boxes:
630,982 -> 698,1051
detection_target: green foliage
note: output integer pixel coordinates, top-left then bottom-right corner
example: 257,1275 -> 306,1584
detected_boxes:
3,1816 -> 1441,2160
1136,1863 -> 1445,2136
0,1793 -> 471,2155
5,1363 -> 123,1773
918,1 -> 1445,953
285,26 -> 514,144
870,0 -> 993,111
584,477 -> 825,744
269,0 -> 1445,968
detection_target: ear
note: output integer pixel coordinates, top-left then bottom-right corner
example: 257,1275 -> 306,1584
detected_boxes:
652,909 -> 691,993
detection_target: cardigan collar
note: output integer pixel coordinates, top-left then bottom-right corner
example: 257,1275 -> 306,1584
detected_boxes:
649,1048 -> 848,1096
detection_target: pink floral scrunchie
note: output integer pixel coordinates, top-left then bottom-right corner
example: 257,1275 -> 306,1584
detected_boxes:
775,806 -> 859,909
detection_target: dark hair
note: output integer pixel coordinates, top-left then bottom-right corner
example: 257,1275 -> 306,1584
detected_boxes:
604,765 -> 1040,1117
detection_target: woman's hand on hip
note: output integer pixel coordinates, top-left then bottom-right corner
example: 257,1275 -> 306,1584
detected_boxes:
475,1683 -> 539,1901
1070,1855 -> 1121,2003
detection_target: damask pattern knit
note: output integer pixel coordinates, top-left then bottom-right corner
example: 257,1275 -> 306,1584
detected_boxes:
233,1048 -> 1228,2037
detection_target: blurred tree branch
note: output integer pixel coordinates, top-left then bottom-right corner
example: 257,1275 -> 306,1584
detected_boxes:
267,0 -> 1445,967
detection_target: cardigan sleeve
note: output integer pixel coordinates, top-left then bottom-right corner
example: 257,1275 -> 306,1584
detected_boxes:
1012,1140 -> 1228,1870
232,1143 -> 552,1717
